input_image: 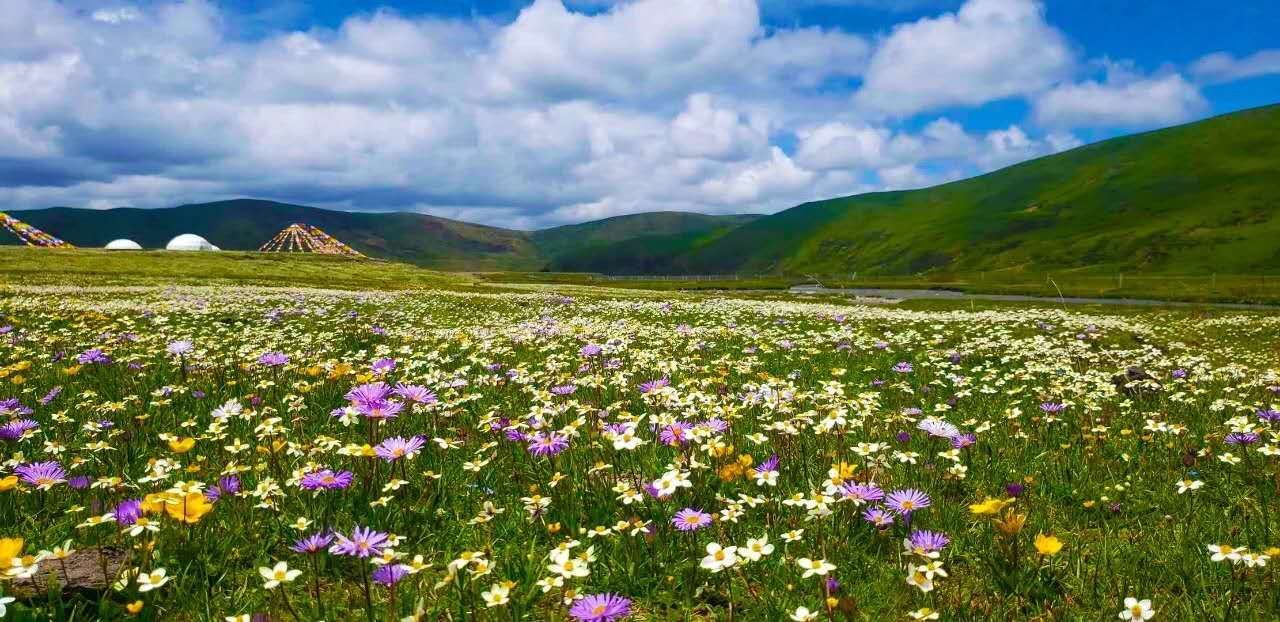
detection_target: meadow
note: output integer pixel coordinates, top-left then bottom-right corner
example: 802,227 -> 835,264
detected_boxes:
2,265 -> 1280,620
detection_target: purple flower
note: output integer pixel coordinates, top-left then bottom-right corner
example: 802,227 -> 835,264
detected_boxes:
76,348 -> 110,365
754,454 -> 780,475
291,532 -> 334,554
659,422 -> 694,447
824,577 -> 840,594
580,344 -> 603,358
1039,402 -> 1067,414
550,384 -> 577,396
371,358 -> 396,375
0,398 -> 33,417
569,593 -> 632,622
375,436 -> 426,461
329,526 -> 388,558
917,419 -> 959,439
638,377 -> 669,394
392,384 -> 437,404
38,387 -> 61,406
1005,482 -> 1026,498
346,382 -> 392,403
114,498 -> 143,526
68,475 -> 92,490
950,433 -> 977,449
15,460 -> 67,488
372,563 -> 409,586
840,483 -> 885,505
672,508 -> 713,531
885,489 -> 932,515
862,506 -> 894,528
167,340 -> 194,356
1172,368 -> 1187,379
893,361 -> 913,373
0,419 -> 38,441
356,399 -> 403,420
527,432 -> 570,457
1225,432 -> 1259,446
300,469 -> 354,491
907,530 -> 950,555
258,352 -> 289,367
1256,409 -> 1280,424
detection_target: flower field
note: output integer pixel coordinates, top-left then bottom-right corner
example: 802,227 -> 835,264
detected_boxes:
2,284 -> 1280,620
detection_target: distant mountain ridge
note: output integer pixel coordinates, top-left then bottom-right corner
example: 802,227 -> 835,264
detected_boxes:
3,200 -> 761,271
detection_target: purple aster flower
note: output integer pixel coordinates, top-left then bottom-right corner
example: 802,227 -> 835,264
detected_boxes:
15,460 -> 67,488
346,382 -> 392,404
329,526 -> 388,558
840,483 -> 885,505
580,344 -> 603,357
258,352 -> 289,367
1226,432 -> 1259,446
893,361 -> 913,373
638,377 -> 670,394
895,431 -> 912,443
701,418 -> 729,434
167,340 -> 194,356
862,506 -> 895,528
659,422 -> 694,447
291,531 -> 334,554
375,436 -> 426,461
0,398 -> 32,417
1256,409 -> 1280,424
0,419 -> 37,441
672,508 -> 713,531
114,498 -> 143,526
754,454 -> 780,475
527,432 -> 570,457
1005,482 -> 1026,498
906,530 -> 950,555
550,383 -> 577,396
371,358 -> 396,375
1172,368 -> 1187,379
372,563 -> 410,587
76,348 -> 110,365
885,489 -> 932,515
569,593 -> 632,622
39,387 -> 61,406
950,433 -> 977,449
392,383 -> 437,404
1039,402 -> 1067,414
824,577 -> 840,593
356,399 -> 403,420
917,419 -> 959,439
300,469 -> 354,491
68,475 -> 92,490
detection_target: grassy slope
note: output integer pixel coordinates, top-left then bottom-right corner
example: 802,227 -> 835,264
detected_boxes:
530,212 -> 759,259
670,104 -> 1280,275
0,247 -> 471,290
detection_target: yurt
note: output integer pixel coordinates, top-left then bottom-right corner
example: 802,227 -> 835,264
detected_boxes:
104,239 -> 143,250
165,233 -> 217,251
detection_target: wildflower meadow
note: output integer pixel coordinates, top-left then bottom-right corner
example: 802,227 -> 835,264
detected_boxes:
2,284 -> 1279,620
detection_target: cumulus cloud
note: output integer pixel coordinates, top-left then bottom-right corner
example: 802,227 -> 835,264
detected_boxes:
853,0 -> 1073,117
1033,62 -> 1208,129
0,0 -> 1201,228
1190,49 -> 1280,85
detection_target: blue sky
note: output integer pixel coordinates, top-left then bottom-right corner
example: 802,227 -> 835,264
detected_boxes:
1,0 -> 1277,228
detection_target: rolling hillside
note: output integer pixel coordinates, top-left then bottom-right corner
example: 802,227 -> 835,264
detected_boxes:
2,200 -> 754,271
651,104 -> 1280,276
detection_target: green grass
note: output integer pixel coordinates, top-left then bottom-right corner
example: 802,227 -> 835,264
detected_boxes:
577,104 -> 1280,277
2,279 -> 1280,621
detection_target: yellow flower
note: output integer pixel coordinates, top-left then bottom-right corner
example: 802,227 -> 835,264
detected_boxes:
969,497 -> 1011,516
1034,533 -> 1064,556
0,537 -> 24,568
126,600 -> 144,615
0,475 -> 18,492
168,437 -> 196,453
164,492 -> 213,524
63,364 -> 83,376
995,510 -> 1027,536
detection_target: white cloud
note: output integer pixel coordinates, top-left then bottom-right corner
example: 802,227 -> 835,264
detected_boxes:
1033,69 -> 1207,129
853,0 -> 1073,117
1190,49 -> 1280,85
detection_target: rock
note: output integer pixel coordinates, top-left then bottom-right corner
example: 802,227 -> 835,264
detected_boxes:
1112,366 -> 1162,395
10,547 -> 126,599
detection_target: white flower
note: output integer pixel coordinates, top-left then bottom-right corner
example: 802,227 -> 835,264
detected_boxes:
258,561 -> 302,590
1118,597 -> 1154,621
739,535 -> 774,562
481,582 -> 512,607
795,557 -> 835,578
906,567 -> 934,593
908,608 -> 940,621
700,542 -> 738,573
1207,544 -> 1243,562
0,595 -> 15,618
136,568 -> 170,592
790,606 -> 819,621
1175,479 -> 1203,494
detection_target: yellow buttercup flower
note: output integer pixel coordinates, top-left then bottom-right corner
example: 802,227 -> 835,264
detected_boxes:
164,492 -> 213,524
126,600 -> 144,615
1035,533 -> 1064,556
168,437 -> 196,453
969,496 -> 1011,516
0,537 -> 24,568
0,475 -> 18,492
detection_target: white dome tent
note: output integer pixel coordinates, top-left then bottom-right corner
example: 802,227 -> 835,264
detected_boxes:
104,239 -> 143,250
165,234 -> 217,251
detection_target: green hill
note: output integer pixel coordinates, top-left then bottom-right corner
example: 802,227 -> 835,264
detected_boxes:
2,200 -> 754,271
651,104 -> 1280,276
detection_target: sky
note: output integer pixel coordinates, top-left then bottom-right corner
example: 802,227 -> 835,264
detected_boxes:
1,0 -> 1277,229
